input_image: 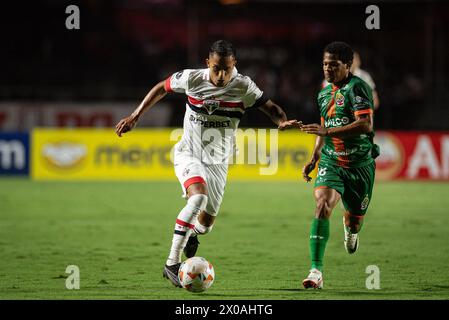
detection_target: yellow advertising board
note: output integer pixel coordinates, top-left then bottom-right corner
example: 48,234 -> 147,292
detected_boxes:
31,128 -> 315,181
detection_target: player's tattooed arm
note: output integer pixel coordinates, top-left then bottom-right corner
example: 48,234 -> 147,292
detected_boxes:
258,100 -> 301,130
115,80 -> 168,137
301,113 -> 373,138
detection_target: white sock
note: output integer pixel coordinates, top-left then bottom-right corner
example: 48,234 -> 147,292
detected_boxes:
166,194 -> 207,266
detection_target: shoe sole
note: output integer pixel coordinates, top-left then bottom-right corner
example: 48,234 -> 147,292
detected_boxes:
343,217 -> 359,254
302,279 -> 323,289
345,237 -> 359,254
163,269 -> 183,288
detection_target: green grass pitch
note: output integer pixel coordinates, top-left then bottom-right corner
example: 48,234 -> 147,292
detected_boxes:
1,178 -> 449,300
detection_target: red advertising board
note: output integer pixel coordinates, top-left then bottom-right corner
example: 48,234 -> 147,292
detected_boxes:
375,131 -> 449,180
0,102 -> 172,130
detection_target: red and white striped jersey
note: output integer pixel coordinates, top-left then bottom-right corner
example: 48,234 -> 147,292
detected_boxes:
164,68 -> 266,164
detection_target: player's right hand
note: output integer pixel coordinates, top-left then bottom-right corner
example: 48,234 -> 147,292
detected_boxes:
115,115 -> 138,137
302,160 -> 316,183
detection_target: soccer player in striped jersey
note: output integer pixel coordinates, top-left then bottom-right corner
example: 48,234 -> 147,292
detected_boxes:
300,42 -> 380,289
115,40 -> 299,287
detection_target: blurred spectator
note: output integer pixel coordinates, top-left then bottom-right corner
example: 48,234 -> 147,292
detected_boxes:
351,52 -> 380,111
1,0 -> 447,130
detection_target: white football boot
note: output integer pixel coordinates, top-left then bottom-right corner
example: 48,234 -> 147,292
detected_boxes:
343,217 -> 359,254
302,268 -> 323,289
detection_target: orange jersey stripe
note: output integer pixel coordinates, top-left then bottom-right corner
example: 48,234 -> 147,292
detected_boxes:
326,86 -> 338,118
331,137 -> 349,167
354,109 -> 373,116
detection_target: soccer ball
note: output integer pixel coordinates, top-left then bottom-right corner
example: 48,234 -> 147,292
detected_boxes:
178,257 -> 215,293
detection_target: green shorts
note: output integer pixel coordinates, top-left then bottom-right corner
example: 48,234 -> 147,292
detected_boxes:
314,161 -> 376,215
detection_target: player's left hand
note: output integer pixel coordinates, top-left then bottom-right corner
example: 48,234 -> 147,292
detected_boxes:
300,123 -> 328,136
302,160 -> 316,183
278,120 -> 302,131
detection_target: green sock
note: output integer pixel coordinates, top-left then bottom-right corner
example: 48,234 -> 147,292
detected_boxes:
309,218 -> 330,272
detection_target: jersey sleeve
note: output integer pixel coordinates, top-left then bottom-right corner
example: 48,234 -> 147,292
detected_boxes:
317,91 -> 327,118
349,81 -> 374,116
164,70 -> 192,93
242,77 -> 264,108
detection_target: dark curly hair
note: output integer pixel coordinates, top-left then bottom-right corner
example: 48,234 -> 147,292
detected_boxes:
324,41 -> 354,66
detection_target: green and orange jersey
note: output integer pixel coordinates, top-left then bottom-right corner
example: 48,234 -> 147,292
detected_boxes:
317,73 -> 375,168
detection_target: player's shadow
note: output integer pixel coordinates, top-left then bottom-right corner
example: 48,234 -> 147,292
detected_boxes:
201,293 -> 268,297
264,288 -> 303,292
202,288 -> 303,297
328,290 -> 406,297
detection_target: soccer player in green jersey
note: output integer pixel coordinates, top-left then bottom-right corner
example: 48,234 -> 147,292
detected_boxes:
300,42 -> 380,289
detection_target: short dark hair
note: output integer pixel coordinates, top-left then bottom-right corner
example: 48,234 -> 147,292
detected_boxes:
324,41 -> 354,66
209,40 -> 236,58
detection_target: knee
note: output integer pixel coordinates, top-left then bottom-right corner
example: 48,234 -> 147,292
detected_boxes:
315,197 -> 332,219
188,194 -> 208,212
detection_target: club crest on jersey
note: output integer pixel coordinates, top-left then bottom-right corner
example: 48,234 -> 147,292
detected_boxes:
203,99 -> 220,114
335,92 -> 345,107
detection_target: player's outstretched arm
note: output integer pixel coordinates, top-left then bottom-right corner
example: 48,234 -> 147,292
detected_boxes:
115,80 -> 168,137
258,99 -> 302,130
301,113 -> 373,139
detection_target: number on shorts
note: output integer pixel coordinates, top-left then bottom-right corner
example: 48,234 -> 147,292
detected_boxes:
318,167 -> 327,176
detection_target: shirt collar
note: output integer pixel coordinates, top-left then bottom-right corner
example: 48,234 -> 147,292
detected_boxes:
332,72 -> 353,90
